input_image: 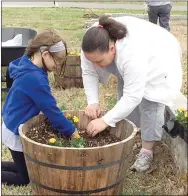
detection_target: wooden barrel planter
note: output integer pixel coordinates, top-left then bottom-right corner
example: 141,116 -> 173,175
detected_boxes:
19,111 -> 137,195
54,55 -> 83,89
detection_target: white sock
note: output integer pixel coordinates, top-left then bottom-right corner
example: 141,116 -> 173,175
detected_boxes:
140,148 -> 153,156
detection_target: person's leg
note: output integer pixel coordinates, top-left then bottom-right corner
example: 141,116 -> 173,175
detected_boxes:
126,105 -> 140,129
2,161 -> 18,173
2,149 -> 30,186
147,5 -> 159,24
158,4 -> 172,31
130,98 -> 165,172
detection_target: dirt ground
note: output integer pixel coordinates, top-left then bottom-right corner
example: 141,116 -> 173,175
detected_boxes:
26,119 -> 121,147
122,132 -> 187,195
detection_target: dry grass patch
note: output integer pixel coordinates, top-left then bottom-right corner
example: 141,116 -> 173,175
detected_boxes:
170,20 -> 187,96
123,133 -> 187,195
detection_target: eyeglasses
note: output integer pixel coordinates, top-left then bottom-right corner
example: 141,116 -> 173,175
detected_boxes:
51,54 -> 67,76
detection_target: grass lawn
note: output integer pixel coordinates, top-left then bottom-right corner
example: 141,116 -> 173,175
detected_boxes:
1,7 -> 187,195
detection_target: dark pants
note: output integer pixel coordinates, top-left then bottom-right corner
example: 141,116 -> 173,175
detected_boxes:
148,4 -> 172,31
2,148 -> 30,186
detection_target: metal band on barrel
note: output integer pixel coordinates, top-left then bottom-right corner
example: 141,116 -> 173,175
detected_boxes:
25,152 -> 128,170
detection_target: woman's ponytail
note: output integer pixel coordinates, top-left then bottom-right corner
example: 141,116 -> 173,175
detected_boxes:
99,15 -> 127,41
82,15 -> 127,53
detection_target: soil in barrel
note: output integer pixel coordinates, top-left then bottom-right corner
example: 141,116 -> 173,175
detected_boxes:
26,119 -> 122,147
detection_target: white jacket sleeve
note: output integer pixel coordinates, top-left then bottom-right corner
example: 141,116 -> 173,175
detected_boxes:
81,50 -> 99,104
102,45 -> 147,127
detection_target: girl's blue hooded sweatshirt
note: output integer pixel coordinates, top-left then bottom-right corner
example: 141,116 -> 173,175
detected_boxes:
2,55 -> 75,136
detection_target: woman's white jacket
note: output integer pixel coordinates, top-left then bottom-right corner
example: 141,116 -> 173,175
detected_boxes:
81,16 -> 182,127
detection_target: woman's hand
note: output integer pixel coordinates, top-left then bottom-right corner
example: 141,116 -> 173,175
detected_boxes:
85,103 -> 101,119
87,118 -> 108,137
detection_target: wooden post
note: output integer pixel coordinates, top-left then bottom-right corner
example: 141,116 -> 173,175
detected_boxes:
53,55 -> 83,89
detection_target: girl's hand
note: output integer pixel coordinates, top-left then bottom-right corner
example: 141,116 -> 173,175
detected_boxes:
85,103 -> 101,119
71,129 -> 81,139
87,118 -> 108,137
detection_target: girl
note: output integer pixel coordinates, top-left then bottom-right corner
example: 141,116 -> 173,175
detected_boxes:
81,15 -> 182,172
2,29 -> 80,186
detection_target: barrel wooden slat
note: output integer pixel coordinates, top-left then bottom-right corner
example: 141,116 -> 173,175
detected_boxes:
66,55 -> 81,66
22,140 -> 130,167
53,55 -> 83,89
19,110 -> 137,195
25,162 -> 125,193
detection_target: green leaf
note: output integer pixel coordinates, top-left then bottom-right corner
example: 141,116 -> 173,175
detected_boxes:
70,137 -> 86,148
60,105 -> 67,111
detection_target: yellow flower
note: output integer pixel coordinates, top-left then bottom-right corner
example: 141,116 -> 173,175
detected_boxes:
77,52 -> 81,57
49,138 -> 56,144
71,130 -> 80,139
69,51 -> 74,55
73,116 -> 79,123
178,108 -> 185,112
65,113 -> 71,118
185,111 -> 188,118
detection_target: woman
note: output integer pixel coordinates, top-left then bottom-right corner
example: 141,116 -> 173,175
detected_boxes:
81,15 -> 182,172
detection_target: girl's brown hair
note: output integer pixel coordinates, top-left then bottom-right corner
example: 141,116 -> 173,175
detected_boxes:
25,29 -> 67,57
25,29 -> 67,74
82,15 -> 127,53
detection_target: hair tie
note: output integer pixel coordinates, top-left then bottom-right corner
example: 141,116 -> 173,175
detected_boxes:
98,25 -> 103,28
